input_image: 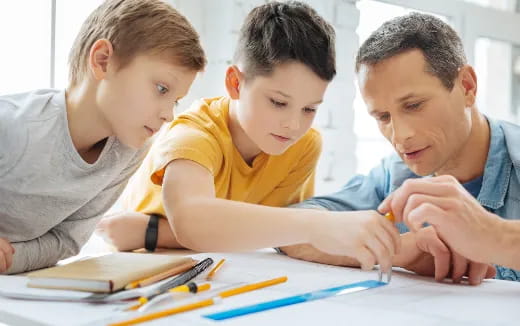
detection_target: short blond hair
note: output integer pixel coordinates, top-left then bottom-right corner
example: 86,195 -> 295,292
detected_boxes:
68,0 -> 206,86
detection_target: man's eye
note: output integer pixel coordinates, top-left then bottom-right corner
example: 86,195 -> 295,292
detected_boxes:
406,101 -> 422,110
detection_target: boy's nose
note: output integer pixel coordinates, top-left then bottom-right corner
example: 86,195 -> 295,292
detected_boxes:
160,106 -> 174,123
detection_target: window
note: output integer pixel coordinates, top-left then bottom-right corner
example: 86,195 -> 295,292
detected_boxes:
0,1 -> 52,94
54,0 -> 104,88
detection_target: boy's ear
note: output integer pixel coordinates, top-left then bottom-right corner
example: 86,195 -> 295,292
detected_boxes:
225,65 -> 242,100
89,39 -> 114,81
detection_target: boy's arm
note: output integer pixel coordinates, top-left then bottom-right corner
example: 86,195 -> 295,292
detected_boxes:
162,159 -> 315,251
279,158 -> 391,257
7,180 -> 124,274
162,158 -> 400,273
6,149 -> 145,274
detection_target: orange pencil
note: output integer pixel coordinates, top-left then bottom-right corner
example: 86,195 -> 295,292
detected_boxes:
206,258 -> 225,280
385,212 -> 395,222
110,276 -> 288,326
125,259 -> 196,290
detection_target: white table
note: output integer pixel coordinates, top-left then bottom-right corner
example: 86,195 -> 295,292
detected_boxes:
0,250 -> 519,326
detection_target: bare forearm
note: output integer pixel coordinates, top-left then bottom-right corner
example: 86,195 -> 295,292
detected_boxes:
165,197 -> 316,252
157,218 -> 184,249
281,232 -> 417,268
280,244 -> 360,267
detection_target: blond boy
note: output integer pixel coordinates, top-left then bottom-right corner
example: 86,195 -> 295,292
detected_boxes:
0,0 -> 206,273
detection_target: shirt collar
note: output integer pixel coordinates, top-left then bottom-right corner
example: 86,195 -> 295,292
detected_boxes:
478,117 -> 512,210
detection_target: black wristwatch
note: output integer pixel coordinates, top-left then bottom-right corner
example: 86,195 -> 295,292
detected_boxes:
145,214 -> 160,252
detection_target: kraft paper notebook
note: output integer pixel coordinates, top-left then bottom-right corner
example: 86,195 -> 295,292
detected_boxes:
26,253 -> 194,293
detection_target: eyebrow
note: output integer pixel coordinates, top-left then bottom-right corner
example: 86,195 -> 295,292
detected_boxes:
269,89 -> 323,106
368,109 -> 384,117
397,93 -> 418,103
270,90 -> 292,99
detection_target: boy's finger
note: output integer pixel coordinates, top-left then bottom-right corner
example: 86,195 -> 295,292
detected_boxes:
0,240 -> 13,256
380,218 -> 401,254
0,252 -> 7,273
356,246 -> 376,271
4,249 -> 13,270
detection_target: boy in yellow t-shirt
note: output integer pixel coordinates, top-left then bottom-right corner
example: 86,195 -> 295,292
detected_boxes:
97,1 -> 400,272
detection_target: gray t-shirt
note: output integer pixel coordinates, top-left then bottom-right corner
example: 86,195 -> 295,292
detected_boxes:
0,89 -> 148,274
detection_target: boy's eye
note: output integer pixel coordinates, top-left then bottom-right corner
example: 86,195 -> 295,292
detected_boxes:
156,84 -> 169,95
270,98 -> 287,108
303,107 -> 317,114
377,113 -> 390,123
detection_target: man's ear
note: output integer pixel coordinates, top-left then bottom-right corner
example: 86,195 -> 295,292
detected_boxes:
89,39 -> 114,81
458,65 -> 477,107
225,65 -> 243,100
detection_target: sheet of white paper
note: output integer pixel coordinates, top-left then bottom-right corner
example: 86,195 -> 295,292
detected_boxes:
2,251 -> 520,326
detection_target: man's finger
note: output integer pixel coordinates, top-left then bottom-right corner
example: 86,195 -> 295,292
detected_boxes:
467,262 -> 489,285
407,203 -> 448,232
451,251 -> 468,283
419,229 -> 451,281
485,265 -> 497,279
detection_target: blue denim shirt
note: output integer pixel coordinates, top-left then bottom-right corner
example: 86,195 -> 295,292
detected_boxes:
297,118 -> 520,281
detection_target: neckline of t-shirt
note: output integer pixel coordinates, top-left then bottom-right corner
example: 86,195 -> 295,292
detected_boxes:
56,90 -> 117,170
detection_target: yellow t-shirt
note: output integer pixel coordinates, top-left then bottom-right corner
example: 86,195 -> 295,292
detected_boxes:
121,96 -> 322,215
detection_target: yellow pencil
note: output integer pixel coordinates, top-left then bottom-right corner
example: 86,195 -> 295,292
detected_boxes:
109,276 -> 288,326
124,260 -> 196,290
169,282 -> 211,293
206,258 -> 225,280
125,282 -> 212,311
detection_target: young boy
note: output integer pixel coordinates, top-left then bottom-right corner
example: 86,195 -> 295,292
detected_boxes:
0,0 -> 206,274
98,1 -> 400,273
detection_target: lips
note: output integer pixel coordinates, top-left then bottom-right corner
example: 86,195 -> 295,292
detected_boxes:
271,133 -> 292,142
403,146 -> 429,160
144,126 -> 158,136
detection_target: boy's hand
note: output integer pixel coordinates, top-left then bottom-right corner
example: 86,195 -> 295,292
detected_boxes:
0,238 -> 15,273
95,212 -> 150,251
397,226 -> 495,285
309,210 -> 401,273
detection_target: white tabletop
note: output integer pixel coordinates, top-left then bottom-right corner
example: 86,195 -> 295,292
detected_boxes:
0,250 -> 519,326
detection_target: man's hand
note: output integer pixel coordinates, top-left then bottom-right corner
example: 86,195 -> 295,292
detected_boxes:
379,175 -> 505,265
0,238 -> 15,273
397,226 -> 495,285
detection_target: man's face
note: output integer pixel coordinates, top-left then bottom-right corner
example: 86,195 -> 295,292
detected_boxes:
358,49 -> 474,176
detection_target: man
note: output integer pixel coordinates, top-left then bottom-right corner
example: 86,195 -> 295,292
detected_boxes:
281,12 -> 520,283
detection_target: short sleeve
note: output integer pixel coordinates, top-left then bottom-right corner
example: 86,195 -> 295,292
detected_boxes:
150,123 -> 223,186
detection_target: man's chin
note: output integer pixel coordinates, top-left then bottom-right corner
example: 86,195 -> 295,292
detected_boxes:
406,163 -> 436,177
